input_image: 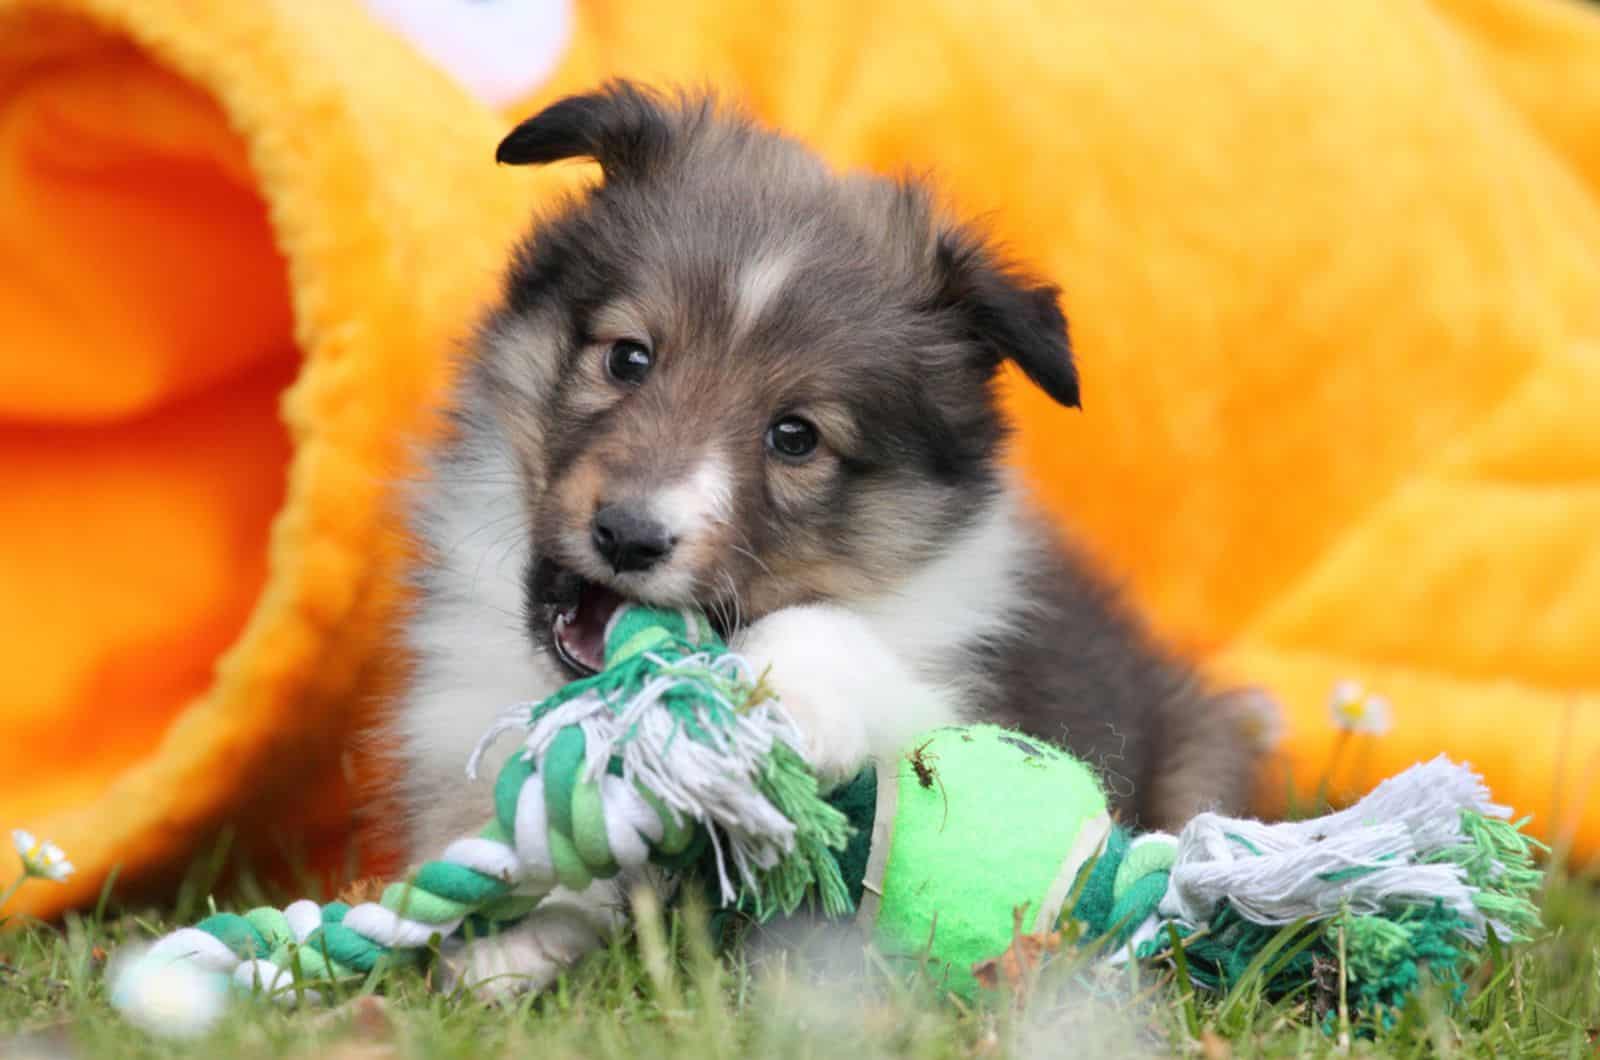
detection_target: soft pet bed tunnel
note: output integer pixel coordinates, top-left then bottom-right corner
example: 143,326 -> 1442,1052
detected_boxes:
0,1 -> 555,916
2,0 -> 1599,920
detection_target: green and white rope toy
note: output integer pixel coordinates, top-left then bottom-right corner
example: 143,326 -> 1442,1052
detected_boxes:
112,605 -> 1544,1029
115,606 -> 848,1005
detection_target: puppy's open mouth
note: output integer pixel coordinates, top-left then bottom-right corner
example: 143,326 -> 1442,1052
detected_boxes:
531,556 -> 734,677
531,559 -> 625,676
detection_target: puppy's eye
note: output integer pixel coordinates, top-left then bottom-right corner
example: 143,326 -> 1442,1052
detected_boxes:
766,416 -> 819,462
605,340 -> 653,385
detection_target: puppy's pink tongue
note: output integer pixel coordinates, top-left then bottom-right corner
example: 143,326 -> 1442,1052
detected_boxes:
554,582 -> 625,673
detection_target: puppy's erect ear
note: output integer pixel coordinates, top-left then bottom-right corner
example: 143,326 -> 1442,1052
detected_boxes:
936,230 -> 1080,410
496,80 -> 674,179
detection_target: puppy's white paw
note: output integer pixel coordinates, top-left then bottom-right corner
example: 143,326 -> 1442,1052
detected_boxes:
433,891 -> 618,1002
763,674 -> 872,787
436,931 -> 563,1003
734,604 -> 957,786
735,605 -> 875,783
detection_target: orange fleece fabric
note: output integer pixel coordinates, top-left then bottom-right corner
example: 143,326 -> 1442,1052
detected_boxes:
0,0 -> 1596,919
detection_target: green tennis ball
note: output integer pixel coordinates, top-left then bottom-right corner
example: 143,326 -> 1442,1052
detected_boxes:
866,724 -> 1112,997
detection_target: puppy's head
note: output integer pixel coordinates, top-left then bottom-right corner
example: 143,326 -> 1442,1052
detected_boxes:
470,82 -> 1078,674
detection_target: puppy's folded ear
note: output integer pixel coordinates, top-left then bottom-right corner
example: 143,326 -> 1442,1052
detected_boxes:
936,231 -> 1080,410
496,80 -> 674,180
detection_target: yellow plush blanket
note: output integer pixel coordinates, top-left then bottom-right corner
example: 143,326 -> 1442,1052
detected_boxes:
1,0 -> 1596,919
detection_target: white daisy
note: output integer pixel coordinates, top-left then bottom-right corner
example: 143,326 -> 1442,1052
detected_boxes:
1232,687 -> 1286,752
1328,680 -> 1392,735
11,829 -> 73,882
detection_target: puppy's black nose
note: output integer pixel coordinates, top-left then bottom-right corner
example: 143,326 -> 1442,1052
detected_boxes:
591,503 -> 675,573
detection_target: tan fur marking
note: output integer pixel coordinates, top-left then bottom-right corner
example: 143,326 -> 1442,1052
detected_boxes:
554,455 -> 607,536
565,343 -> 624,418
802,404 -> 860,454
765,460 -> 834,512
587,300 -> 653,343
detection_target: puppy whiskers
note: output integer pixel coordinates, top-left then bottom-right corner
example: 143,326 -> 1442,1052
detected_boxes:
725,533 -> 775,581
710,567 -> 746,638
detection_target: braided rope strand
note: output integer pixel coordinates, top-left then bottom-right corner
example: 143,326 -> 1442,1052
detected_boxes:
113,606 -> 849,1012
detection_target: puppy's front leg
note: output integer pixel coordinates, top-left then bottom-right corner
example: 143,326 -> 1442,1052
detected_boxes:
733,603 -> 964,785
434,879 -> 628,1001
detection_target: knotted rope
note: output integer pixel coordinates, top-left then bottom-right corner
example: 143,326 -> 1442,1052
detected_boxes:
117,606 -> 850,1004
1063,757 -> 1543,1022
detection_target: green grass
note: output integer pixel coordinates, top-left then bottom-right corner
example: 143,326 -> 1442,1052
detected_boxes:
2,864 -> 1597,1059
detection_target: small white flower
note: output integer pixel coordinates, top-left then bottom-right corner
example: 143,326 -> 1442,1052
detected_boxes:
11,829 -> 73,882
1328,680 -> 1392,735
1232,688 -> 1286,752
108,944 -> 228,1040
